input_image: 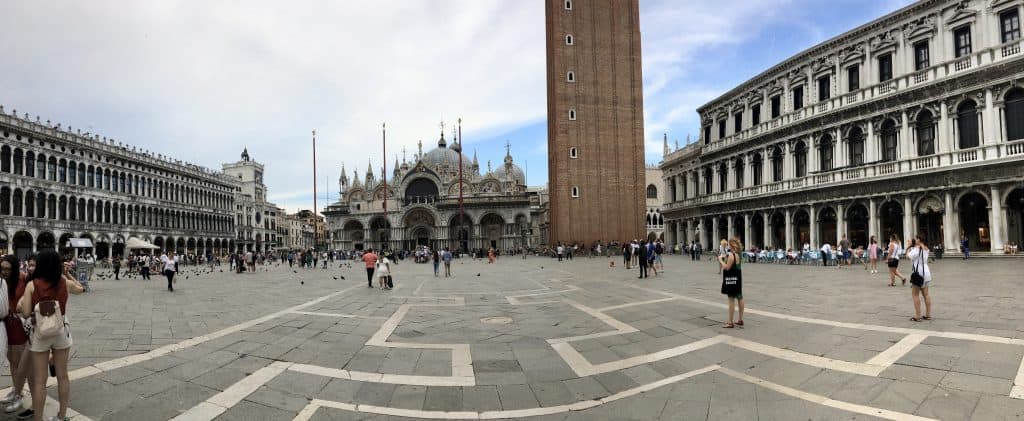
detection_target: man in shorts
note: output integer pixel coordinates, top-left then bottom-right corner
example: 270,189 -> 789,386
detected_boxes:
442,247 -> 453,277
840,235 -> 852,266
362,248 -> 378,287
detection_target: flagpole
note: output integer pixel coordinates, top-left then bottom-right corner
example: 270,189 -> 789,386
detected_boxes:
312,130 -> 317,214
458,118 -> 464,253
382,122 -> 388,251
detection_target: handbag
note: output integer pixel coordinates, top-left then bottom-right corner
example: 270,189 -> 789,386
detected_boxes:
910,257 -> 924,287
720,254 -> 742,296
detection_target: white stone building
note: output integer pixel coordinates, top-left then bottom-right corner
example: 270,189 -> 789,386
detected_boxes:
223,149 -> 281,253
0,108 -> 237,258
662,0 -> 1024,254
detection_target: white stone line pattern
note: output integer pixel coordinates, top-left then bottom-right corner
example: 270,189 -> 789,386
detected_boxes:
866,334 -> 929,367
288,364 -> 934,421
289,366 -> 717,421
546,299 -> 636,344
717,367 -> 937,421
288,310 -> 388,320
627,285 -> 1024,398
1013,354 -> 1024,399
70,284 -> 361,377
364,302 -> 475,385
504,284 -> 580,305
628,285 -> 1024,345
169,361 -> 293,421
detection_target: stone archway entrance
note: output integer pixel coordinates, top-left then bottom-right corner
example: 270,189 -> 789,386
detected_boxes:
733,215 -> 746,245
750,214 -> 764,249
958,192 -> 990,250
916,196 -> 945,248
847,204 -> 869,248
1008,187 -> 1024,247
37,232 -> 56,252
343,220 -> 365,250
480,213 -> 505,250
449,214 -> 472,253
13,231 -> 32,259
403,208 -> 437,251
793,210 -> 810,247
770,213 -> 785,250
879,200 -> 904,242
818,207 -> 838,247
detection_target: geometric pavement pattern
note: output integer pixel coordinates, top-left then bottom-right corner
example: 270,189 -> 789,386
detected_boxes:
1,255 -> 1023,420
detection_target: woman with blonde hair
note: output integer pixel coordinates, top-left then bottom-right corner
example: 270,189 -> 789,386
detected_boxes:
719,237 -> 745,328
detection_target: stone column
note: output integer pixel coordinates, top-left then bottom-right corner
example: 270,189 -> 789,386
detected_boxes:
866,120 -> 877,163
809,205 -> 818,248
743,213 -> 752,246
984,88 -> 996,145
835,127 -> 845,168
808,135 -> 818,173
743,154 -> 753,188
784,208 -> 793,250
903,196 -> 914,245
763,211 -> 772,249
697,168 -> 705,195
763,147 -> 772,184
727,216 -> 735,240
900,110 -> 911,161
943,191 -> 957,251
727,161 -> 736,191
675,175 -> 684,201
712,216 -> 720,245
836,203 -> 845,246
938,100 -> 949,157
990,185 -> 1004,252
783,142 -> 793,180
869,198 -> 879,243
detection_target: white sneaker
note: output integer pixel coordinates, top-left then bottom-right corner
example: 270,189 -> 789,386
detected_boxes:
4,399 -> 23,414
0,391 -> 17,405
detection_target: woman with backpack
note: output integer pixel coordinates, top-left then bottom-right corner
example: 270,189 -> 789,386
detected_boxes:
1,254 -> 36,419
18,250 -> 85,421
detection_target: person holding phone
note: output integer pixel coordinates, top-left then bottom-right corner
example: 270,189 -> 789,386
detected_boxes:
906,236 -> 933,322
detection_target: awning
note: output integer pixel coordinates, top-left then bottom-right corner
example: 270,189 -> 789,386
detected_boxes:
67,238 -> 94,248
125,237 -> 160,250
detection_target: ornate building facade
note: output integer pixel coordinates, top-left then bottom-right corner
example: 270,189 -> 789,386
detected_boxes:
324,132 -> 534,252
0,108 -> 238,258
662,0 -> 1024,254
223,149 -> 281,253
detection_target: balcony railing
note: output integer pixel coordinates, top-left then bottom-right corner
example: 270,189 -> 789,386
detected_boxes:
662,143 -> 1019,214
700,39 -> 1023,156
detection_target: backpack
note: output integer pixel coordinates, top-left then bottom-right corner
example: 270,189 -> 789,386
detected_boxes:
32,281 -> 66,339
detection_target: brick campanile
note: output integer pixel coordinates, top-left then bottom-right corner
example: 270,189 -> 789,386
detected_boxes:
546,0 -> 646,246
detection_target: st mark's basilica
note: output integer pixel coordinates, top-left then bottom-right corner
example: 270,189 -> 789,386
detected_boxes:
323,128 -> 538,253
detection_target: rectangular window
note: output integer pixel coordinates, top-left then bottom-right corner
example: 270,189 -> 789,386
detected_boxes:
770,96 -> 781,118
878,54 -> 893,82
733,112 -> 742,133
954,26 -> 972,58
1002,9 -> 1021,43
817,76 -> 830,101
914,41 -> 930,71
847,65 -> 860,91
718,120 -> 726,139
751,104 -> 761,126
792,86 -> 804,110
570,186 -> 579,198
703,126 -> 711,145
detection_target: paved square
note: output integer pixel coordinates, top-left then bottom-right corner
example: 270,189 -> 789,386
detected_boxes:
3,255 -> 1023,420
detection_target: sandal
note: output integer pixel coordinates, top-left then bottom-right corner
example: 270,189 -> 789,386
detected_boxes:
922,316 -> 932,320
723,323 -> 735,328
910,317 -> 921,322
735,320 -> 744,327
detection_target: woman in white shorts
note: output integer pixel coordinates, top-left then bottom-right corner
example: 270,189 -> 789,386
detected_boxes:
18,250 -> 85,421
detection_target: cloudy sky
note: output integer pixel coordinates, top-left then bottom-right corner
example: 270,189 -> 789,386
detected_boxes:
1,0 -> 913,212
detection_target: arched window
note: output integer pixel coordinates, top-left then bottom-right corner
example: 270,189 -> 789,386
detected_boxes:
566,71 -> 575,82
565,34 -> 574,45
646,184 -> 658,199
881,120 -> 898,162
703,166 -> 713,194
916,110 -> 935,156
793,141 -> 807,178
734,157 -> 744,189
771,147 -> 784,182
819,135 -> 833,172
848,127 -> 864,166
957,100 -> 979,149
752,153 -> 763,186
36,154 -> 46,178
1006,88 -> 1024,141
718,162 -> 727,192
0,146 -> 10,173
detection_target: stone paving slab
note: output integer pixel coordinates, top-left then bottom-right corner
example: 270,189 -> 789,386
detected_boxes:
2,256 -> 1022,420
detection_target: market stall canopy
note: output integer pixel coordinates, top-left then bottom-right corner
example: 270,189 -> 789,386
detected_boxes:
125,237 -> 160,250
67,238 -> 94,248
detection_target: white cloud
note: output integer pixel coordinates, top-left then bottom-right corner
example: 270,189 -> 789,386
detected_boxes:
0,1 -> 546,213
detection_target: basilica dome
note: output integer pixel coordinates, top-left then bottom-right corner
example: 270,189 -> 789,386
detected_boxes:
421,134 -> 468,169
493,163 -> 525,184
